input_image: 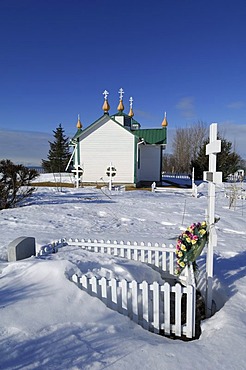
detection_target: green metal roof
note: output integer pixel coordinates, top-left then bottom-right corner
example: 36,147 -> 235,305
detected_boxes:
133,128 -> 167,145
72,128 -> 83,141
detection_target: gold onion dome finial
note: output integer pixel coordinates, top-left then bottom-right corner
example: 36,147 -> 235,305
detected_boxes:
102,90 -> 110,113
76,114 -> 82,129
128,96 -> 134,117
161,112 -> 168,127
117,87 -> 124,112
117,99 -> 124,112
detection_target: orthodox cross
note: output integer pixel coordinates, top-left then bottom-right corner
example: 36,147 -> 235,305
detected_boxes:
129,96 -> 133,108
203,123 -> 222,317
103,90 -> 109,100
118,87 -> 124,100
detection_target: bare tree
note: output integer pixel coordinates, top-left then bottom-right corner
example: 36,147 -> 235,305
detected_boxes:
171,121 -> 208,173
190,121 -> 208,161
162,153 -> 176,173
172,127 -> 191,173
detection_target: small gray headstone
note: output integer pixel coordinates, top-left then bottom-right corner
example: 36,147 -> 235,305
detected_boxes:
8,237 -> 36,262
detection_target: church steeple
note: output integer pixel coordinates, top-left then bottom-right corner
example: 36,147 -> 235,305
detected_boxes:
128,96 -> 134,117
117,87 -> 124,112
161,112 -> 168,127
102,90 -> 110,114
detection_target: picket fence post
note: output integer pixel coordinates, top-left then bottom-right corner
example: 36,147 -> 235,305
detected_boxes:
131,280 -> 138,323
152,281 -> 160,333
163,282 -> 171,336
174,283 -> 182,337
140,280 -> 149,330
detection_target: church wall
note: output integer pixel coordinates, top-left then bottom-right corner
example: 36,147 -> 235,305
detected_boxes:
78,119 -> 135,183
113,116 -> 124,126
137,145 -> 161,182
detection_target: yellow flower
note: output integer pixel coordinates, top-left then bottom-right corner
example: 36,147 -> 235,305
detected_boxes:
201,221 -> 206,227
178,251 -> 183,257
175,268 -> 182,275
181,244 -> 187,251
186,237 -> 191,243
191,239 -> 197,245
199,229 -> 206,236
179,261 -> 185,268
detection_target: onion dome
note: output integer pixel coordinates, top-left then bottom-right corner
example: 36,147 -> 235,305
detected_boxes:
161,112 -> 168,127
102,99 -> 110,113
128,107 -> 134,117
76,114 -> 82,129
117,99 -> 124,112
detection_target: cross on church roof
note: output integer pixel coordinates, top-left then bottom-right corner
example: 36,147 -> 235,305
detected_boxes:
118,87 -> 124,100
103,90 -> 109,100
129,96 -> 133,108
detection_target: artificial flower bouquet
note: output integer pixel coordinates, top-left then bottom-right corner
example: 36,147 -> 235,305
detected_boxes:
175,221 -> 208,275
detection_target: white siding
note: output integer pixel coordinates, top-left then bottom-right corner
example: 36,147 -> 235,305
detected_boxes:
114,116 -> 124,126
79,118 -> 135,183
138,145 -> 161,182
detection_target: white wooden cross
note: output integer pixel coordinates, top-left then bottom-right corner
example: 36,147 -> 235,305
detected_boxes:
118,87 -> 124,100
203,123 -> 222,317
72,165 -> 84,189
106,162 -> 117,191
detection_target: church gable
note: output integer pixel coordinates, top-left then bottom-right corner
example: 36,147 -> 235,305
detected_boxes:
73,113 -> 135,143
81,116 -> 135,147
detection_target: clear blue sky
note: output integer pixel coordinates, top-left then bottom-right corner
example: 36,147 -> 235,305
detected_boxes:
0,0 -> 246,164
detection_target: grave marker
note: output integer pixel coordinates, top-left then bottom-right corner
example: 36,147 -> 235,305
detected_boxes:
106,162 -> 117,191
8,236 -> 36,262
203,123 -> 222,317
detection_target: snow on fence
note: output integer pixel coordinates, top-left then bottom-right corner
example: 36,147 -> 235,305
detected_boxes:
65,238 -> 197,338
66,238 -> 176,276
72,273 -> 196,338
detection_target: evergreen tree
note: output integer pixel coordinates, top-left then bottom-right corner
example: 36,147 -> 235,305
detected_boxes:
42,124 -> 71,173
191,135 -> 241,181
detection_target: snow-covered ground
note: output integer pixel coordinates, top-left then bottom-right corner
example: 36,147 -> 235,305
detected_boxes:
0,177 -> 246,369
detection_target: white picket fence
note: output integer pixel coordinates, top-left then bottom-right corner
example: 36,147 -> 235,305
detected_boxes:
66,238 -> 176,276
72,273 -> 195,338
66,238 -> 197,338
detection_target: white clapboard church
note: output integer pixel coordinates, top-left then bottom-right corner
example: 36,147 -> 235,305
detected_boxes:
69,89 -> 168,187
